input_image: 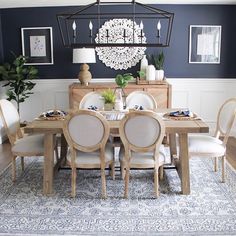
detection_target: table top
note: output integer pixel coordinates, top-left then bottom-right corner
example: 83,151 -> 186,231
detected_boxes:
24,109 -> 209,134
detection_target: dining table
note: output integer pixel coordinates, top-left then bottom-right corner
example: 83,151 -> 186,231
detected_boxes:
24,108 -> 209,196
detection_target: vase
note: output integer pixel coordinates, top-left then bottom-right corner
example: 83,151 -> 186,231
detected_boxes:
140,55 -> 148,79
146,65 -> 156,81
104,103 -> 114,111
155,70 -> 164,80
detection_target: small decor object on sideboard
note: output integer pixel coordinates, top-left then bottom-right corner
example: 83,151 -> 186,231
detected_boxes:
146,65 -> 156,81
140,55 -> 148,79
73,48 -> 96,86
152,51 -> 165,80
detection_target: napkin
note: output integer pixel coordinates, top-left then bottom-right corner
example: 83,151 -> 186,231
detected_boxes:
169,110 -> 191,117
134,105 -> 144,110
88,105 -> 98,111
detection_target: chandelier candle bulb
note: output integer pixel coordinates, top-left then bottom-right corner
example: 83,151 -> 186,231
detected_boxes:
72,21 -> 76,39
157,20 -> 161,38
89,21 -> 93,37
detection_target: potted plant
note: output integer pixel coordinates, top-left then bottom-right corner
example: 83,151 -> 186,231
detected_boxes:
152,51 -> 165,80
101,89 -> 116,111
0,53 -> 38,114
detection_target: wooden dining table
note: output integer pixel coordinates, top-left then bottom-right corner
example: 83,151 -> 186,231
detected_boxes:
24,108 -> 209,196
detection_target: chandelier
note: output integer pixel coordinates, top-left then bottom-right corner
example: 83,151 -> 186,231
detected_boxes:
57,0 -> 174,48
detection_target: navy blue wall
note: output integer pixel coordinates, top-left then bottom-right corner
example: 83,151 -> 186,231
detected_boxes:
0,4 -> 235,79
0,14 -> 4,64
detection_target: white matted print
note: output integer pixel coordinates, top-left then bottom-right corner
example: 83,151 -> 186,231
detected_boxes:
21,27 -> 54,65
189,25 -> 221,64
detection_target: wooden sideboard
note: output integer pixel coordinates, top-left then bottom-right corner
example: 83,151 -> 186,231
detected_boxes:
69,82 -> 172,109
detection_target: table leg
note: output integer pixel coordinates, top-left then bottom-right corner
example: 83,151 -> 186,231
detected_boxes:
60,134 -> 68,166
43,133 -> 54,196
169,133 -> 177,164
179,133 -> 190,195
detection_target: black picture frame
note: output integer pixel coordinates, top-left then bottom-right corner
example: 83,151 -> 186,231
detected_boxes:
21,27 -> 54,65
189,25 -> 221,64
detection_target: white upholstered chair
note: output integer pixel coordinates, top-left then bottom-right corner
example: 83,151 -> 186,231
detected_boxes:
63,109 -> 114,198
188,97 -> 236,182
126,91 -> 157,110
0,99 -> 48,181
119,110 -> 166,198
79,91 -> 104,110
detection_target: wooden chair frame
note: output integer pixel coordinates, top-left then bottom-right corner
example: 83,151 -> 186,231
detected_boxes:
119,110 -> 165,198
63,109 -> 114,198
189,97 -> 236,182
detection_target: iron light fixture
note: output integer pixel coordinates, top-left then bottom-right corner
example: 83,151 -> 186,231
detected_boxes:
57,0 -> 174,48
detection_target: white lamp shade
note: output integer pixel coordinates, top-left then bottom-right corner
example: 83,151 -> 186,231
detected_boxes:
73,48 -> 96,64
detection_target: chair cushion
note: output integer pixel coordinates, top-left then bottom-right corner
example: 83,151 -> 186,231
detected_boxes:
12,134 -> 44,155
67,143 -> 113,166
188,134 -> 226,157
119,144 -> 166,166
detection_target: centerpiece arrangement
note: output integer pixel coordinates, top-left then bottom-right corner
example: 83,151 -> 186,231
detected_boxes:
101,89 -> 116,111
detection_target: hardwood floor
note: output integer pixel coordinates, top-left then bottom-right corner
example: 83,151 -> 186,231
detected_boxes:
0,137 -> 236,173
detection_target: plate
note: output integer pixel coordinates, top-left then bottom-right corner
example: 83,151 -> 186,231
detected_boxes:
39,110 -> 67,120
163,112 -> 198,120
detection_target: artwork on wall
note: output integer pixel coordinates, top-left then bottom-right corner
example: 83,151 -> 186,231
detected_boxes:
21,27 -> 54,65
189,25 -> 221,64
95,19 -> 146,70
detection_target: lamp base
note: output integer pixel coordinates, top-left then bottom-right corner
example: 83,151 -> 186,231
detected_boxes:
78,63 -> 92,86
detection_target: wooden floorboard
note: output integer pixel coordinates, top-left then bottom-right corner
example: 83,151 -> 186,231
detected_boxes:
0,137 -> 235,173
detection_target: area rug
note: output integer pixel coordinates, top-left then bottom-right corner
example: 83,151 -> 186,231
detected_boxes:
0,154 -> 236,236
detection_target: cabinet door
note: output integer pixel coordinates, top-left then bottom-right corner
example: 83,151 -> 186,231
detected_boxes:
70,88 -> 93,109
146,88 -> 168,108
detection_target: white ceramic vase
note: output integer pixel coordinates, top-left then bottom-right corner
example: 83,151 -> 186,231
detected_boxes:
146,65 -> 156,81
155,70 -> 164,81
140,55 -> 148,74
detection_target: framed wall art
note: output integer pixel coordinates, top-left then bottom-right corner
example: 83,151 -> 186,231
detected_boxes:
21,27 -> 54,65
189,25 -> 221,64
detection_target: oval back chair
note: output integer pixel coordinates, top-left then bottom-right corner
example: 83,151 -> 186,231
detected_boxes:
63,109 -> 114,198
79,91 -> 104,110
119,110 -> 166,198
188,97 -> 236,182
126,91 -> 157,110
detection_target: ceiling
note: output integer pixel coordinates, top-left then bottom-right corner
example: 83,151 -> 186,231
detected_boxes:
0,0 -> 236,9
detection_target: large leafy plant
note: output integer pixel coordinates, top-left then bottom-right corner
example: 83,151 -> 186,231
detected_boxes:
0,54 -> 38,113
115,73 -> 133,89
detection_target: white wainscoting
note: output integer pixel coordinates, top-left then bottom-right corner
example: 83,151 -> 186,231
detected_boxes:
0,78 -> 236,143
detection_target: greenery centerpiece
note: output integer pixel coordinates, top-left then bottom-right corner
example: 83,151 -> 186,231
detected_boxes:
0,54 -> 38,113
101,89 -> 116,111
152,51 -> 165,80
115,73 -> 133,108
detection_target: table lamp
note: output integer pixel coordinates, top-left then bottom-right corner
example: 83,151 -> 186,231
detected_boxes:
73,48 -> 96,86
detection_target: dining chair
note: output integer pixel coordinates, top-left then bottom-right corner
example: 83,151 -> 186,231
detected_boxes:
126,91 -> 157,110
63,109 -> 114,198
0,99 -> 58,181
188,97 -> 236,182
79,91 -> 104,110
119,110 -> 166,198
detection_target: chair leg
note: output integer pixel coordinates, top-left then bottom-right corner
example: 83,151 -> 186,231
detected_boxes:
154,168 -> 159,198
120,162 -> 125,180
71,167 -> 77,197
20,156 -> 24,171
159,165 -> 164,180
101,168 -> 107,199
110,162 -> 115,180
124,167 -> 130,199
214,157 -> 218,172
222,156 -> 226,183
12,156 -> 16,182
54,136 -> 59,162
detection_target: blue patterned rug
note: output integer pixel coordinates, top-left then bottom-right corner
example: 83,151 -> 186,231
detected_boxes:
0,154 -> 236,236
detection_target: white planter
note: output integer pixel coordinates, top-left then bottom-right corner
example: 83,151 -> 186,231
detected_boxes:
146,65 -> 156,81
155,70 -> 164,80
